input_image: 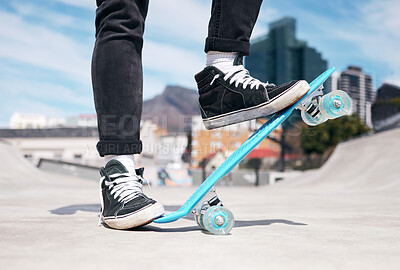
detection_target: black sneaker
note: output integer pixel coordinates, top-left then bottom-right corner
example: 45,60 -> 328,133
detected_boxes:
194,56 -> 310,129
99,160 -> 164,229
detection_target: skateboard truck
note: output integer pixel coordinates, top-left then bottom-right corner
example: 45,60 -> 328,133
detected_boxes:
192,187 -> 223,216
296,85 -> 323,113
296,85 -> 326,124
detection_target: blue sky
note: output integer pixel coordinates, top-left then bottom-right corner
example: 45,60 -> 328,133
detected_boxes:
0,0 -> 399,127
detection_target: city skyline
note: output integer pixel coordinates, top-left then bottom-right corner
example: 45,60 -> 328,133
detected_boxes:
0,0 -> 399,127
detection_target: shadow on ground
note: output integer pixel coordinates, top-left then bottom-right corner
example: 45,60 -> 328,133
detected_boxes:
50,204 -> 100,215
50,204 -> 307,233
132,219 -> 307,233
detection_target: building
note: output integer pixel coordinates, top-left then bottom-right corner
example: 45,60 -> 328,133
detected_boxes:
338,66 -> 375,127
0,120 -> 163,167
191,116 -> 281,167
0,127 -> 101,166
371,83 -> 400,131
140,120 -> 164,158
9,112 -> 47,129
246,17 -> 328,90
46,118 -> 67,128
9,112 -> 98,129
375,83 -> 400,100
156,134 -> 188,165
65,114 -> 97,128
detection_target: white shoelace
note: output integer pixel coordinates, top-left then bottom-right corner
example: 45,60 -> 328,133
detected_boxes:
211,65 -> 273,89
102,172 -> 143,202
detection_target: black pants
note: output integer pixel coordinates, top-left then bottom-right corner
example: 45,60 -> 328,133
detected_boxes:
92,0 -> 263,156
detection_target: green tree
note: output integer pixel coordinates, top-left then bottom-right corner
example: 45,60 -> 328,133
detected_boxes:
301,114 -> 370,155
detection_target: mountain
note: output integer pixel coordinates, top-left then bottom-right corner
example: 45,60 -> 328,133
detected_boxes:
142,86 -> 199,132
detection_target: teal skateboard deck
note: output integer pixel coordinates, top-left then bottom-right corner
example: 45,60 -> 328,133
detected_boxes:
154,67 -> 339,230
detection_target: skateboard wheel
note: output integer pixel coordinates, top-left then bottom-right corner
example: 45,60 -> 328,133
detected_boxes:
319,90 -> 352,119
195,213 -> 206,230
202,206 -> 234,235
301,109 -> 327,126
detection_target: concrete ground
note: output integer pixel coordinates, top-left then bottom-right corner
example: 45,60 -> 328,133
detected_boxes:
1,129 -> 400,270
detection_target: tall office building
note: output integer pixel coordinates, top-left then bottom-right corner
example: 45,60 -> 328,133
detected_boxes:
339,66 -> 374,127
246,17 -> 329,90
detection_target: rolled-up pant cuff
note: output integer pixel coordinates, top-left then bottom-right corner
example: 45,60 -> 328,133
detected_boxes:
96,140 -> 142,157
205,37 -> 250,56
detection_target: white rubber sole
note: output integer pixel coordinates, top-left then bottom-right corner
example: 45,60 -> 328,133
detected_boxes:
103,202 -> 164,230
203,80 -> 310,129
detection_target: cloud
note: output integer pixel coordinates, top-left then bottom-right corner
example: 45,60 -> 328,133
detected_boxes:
356,0 -> 400,72
0,3 -> 95,123
10,1 -> 93,32
145,0 -> 210,46
0,1 -> 209,122
318,0 -> 400,73
1,74 -> 93,108
51,0 -> 95,10
361,0 -> 400,39
142,40 -> 204,99
143,41 -> 204,80
252,5 -> 280,39
0,63 -> 95,126
0,11 -> 92,85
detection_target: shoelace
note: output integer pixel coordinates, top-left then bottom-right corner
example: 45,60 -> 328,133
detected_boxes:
210,65 -> 274,89
98,172 -> 143,226
102,172 -> 143,202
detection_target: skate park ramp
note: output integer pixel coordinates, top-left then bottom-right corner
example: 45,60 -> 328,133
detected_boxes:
0,129 -> 400,270
278,128 -> 400,193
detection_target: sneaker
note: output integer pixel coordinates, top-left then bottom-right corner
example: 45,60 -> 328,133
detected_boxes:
194,56 -> 310,129
99,160 -> 164,229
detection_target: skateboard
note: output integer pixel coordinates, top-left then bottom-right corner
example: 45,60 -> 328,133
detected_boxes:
154,67 -> 352,234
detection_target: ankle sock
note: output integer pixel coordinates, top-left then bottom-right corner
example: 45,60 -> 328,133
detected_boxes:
206,51 -> 237,73
104,155 -> 135,172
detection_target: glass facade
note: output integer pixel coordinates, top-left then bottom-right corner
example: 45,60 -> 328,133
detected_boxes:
245,17 -> 329,91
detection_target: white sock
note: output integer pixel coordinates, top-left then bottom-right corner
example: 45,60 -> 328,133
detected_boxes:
206,51 -> 237,73
104,155 -> 135,172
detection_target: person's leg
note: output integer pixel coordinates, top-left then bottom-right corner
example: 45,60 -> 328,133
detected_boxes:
92,0 -> 164,229
195,0 -> 310,130
205,0 -> 263,56
92,0 -> 147,156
